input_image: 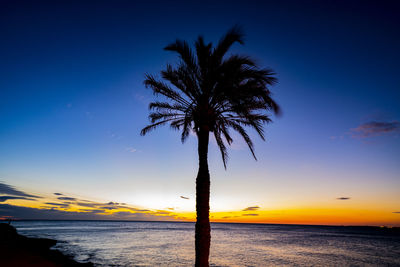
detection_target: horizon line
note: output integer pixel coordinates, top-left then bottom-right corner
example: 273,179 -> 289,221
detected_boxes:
3,219 -> 398,229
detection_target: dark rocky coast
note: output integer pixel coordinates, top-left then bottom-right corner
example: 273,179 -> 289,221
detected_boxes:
0,223 -> 93,267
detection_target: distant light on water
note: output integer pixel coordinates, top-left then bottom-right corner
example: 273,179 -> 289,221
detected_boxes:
12,221 -> 400,266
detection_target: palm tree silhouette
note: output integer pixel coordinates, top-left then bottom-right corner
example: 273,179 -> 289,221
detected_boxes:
141,26 -> 280,267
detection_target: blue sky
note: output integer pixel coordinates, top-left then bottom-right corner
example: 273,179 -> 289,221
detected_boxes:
0,0 -> 399,224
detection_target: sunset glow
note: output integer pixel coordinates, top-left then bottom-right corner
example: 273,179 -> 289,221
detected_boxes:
1,0 -> 399,228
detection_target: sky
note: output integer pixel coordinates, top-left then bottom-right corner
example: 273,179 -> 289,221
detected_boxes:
0,0 -> 399,226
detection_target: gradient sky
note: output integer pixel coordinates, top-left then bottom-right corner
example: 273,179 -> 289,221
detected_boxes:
1,0 -> 399,226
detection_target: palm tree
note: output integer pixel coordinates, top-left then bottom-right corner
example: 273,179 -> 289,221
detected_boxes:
141,26 -> 280,267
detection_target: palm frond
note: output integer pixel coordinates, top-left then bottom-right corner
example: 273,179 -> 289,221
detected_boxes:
213,25 -> 244,63
161,64 -> 199,102
226,120 -> 257,160
141,26 -> 280,168
149,111 -> 183,123
149,101 -> 187,112
140,118 -> 180,136
144,74 -> 190,106
164,39 -> 197,73
214,130 -> 228,169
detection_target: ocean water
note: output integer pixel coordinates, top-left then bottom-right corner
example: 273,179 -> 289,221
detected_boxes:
11,221 -> 400,266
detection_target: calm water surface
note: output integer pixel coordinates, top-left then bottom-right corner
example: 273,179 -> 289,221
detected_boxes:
12,221 -> 400,266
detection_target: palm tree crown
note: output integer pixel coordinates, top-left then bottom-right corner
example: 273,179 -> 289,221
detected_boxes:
141,26 -> 280,168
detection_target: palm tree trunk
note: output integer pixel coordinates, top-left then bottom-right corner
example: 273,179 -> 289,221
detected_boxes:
195,127 -> 211,267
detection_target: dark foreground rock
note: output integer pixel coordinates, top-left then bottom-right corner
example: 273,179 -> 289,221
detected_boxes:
0,223 -> 93,267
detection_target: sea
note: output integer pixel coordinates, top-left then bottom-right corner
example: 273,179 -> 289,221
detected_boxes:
11,220 -> 400,267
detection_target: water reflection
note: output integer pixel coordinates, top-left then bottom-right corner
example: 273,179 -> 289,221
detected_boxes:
13,221 -> 400,266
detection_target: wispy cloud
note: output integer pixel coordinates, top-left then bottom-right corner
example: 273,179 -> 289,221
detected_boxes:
100,206 -> 118,210
57,197 -> 77,201
350,121 -> 400,138
154,210 -> 170,215
242,213 -> 259,216
242,206 -> 260,211
126,147 -> 137,153
0,204 -> 129,220
75,202 -> 98,207
222,215 -> 240,219
0,182 -> 41,198
0,182 -> 182,221
44,202 -> 70,207
337,197 -> 351,200
393,211 -> 400,214
0,202 -> 178,221
0,196 -> 37,202
71,200 -> 152,214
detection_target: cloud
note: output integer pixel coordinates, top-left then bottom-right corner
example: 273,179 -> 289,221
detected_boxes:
76,202 -> 98,208
111,211 -> 134,217
350,121 -> 400,138
0,182 -> 41,198
126,147 -> 137,153
392,211 -> 400,214
79,199 -> 94,202
0,204 -> 106,220
337,197 -> 351,200
155,210 -> 170,215
242,213 -> 259,216
57,197 -> 77,201
83,209 -> 105,214
0,184 -> 181,221
242,206 -> 260,211
73,201 -> 151,214
180,196 -> 189,200
44,202 -> 70,207
100,206 -> 117,210
0,196 -> 37,202
0,204 -> 178,221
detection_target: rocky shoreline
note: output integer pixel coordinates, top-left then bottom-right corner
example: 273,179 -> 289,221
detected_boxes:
0,223 -> 93,267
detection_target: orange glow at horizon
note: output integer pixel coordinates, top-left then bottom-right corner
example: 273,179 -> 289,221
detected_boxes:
3,194 -> 400,227
171,209 -> 400,227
